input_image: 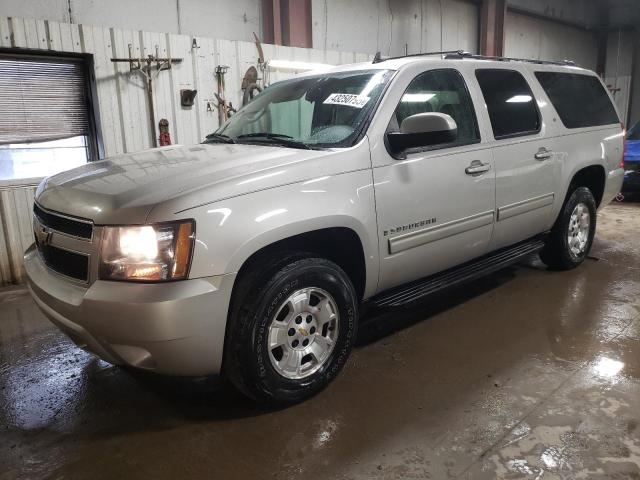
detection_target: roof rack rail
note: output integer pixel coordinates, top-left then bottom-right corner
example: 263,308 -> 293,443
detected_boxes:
372,50 -> 466,63
372,50 -> 577,67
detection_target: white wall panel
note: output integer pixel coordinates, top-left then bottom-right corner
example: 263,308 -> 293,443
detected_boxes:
0,184 -> 37,286
0,16 -> 11,47
0,0 -> 261,43
83,24 -> 125,156
312,0 -> 478,56
504,11 -> 598,70
604,30 -> 635,125
0,15 -> 369,285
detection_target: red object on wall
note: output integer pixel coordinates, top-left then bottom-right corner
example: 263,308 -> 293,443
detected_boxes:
158,118 -> 171,146
159,131 -> 171,146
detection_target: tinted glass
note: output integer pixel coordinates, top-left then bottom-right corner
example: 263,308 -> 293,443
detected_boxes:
389,69 -> 479,146
628,121 -> 640,140
535,72 -> 619,129
475,69 -> 540,138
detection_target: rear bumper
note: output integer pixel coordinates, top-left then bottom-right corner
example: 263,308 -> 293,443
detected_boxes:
24,244 -> 236,376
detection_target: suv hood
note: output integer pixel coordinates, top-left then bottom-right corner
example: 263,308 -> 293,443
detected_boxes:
36,143 -> 334,224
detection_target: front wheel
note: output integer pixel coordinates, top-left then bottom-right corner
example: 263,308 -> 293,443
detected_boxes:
224,255 -> 358,404
540,186 -> 597,270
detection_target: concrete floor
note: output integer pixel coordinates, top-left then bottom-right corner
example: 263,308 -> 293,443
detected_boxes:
1,202 -> 639,480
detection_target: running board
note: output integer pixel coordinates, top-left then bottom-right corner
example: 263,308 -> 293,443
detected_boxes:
372,238 -> 546,308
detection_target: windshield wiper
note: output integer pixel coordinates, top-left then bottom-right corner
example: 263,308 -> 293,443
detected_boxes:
203,133 -> 236,144
235,133 -> 311,150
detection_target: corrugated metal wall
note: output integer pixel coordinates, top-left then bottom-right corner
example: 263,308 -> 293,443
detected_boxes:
0,183 -> 37,285
604,30 -> 635,126
0,16 -> 372,286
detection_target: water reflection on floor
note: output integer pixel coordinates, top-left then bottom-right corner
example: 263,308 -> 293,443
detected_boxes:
1,203 -> 639,479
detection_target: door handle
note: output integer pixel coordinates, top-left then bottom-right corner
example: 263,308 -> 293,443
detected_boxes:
534,147 -> 553,160
465,160 -> 491,175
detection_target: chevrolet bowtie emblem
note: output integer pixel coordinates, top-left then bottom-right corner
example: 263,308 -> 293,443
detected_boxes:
298,328 -> 309,337
35,225 -> 53,246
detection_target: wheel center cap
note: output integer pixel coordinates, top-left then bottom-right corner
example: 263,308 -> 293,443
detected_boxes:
298,327 -> 310,336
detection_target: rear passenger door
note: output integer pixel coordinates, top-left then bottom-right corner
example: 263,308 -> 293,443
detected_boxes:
475,68 -> 559,251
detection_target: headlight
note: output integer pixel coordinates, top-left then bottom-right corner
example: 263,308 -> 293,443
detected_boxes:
99,220 -> 194,281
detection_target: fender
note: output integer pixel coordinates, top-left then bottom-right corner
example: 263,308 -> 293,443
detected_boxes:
547,125 -> 623,229
160,169 -> 380,299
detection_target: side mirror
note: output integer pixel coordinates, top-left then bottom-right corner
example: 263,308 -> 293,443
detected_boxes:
386,112 -> 457,155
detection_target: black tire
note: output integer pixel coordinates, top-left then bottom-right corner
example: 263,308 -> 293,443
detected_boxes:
540,186 -> 597,270
223,253 -> 358,404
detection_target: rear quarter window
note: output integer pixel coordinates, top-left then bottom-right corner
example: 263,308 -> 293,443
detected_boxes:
535,72 -> 619,129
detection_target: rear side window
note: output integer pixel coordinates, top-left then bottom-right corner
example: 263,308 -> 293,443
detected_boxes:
475,69 -> 540,139
535,72 -> 619,128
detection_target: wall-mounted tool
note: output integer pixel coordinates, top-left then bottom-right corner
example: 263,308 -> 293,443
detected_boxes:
180,89 -> 197,107
111,44 -> 182,147
241,65 -> 263,106
215,65 -> 235,124
214,94 -> 236,123
253,32 -> 269,88
240,32 -> 270,106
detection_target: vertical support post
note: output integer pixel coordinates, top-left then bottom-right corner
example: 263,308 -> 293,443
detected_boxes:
595,3 -> 610,78
262,0 -> 275,44
479,0 -> 506,57
286,0 -> 312,48
261,0 -> 311,47
273,0 -> 282,45
147,71 -> 157,148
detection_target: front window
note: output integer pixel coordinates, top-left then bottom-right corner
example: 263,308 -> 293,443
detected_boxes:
388,68 -> 480,148
210,69 -> 393,149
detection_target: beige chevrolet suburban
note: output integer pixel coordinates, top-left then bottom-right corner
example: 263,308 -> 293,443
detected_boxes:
25,51 -> 624,403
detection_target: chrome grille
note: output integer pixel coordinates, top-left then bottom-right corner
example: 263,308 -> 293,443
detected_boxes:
33,203 -> 93,240
33,203 -> 96,283
35,241 -> 89,282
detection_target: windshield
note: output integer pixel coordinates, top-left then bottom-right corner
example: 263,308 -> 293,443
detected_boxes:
211,69 -> 393,148
627,121 -> 640,141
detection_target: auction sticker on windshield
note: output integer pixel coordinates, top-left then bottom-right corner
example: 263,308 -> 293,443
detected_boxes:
323,93 -> 370,108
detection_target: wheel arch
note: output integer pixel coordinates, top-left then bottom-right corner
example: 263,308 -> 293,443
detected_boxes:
233,226 -> 368,302
565,164 -> 606,208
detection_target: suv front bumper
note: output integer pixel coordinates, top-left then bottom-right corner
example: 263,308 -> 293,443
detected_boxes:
24,244 -> 235,376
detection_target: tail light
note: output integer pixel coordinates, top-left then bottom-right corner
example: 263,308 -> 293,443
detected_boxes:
621,122 -> 626,168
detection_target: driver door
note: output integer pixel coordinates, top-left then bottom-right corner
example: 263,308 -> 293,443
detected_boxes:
371,68 -> 496,292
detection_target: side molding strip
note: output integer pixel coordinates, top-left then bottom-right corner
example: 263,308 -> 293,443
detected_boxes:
388,210 -> 494,254
497,193 -> 554,221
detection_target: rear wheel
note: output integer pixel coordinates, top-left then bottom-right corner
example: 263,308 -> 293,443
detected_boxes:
224,254 -> 358,404
540,187 -> 596,270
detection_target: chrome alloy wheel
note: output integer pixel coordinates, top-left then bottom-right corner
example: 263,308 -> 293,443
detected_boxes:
567,202 -> 591,258
267,287 -> 339,380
